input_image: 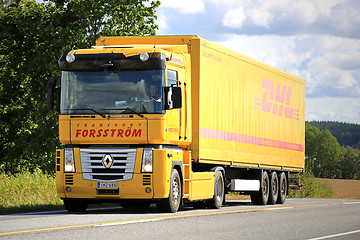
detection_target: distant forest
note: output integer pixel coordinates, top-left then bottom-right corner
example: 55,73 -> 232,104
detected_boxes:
308,121 -> 360,147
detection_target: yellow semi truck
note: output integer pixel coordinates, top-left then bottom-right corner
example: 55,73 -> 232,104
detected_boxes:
48,35 -> 305,213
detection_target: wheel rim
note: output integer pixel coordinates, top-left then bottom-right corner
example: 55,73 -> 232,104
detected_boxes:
280,177 -> 286,197
263,177 -> 268,199
172,176 -> 180,205
215,175 -> 224,202
272,175 -> 278,197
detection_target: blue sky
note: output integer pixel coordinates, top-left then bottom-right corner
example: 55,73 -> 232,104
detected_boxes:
156,0 -> 360,124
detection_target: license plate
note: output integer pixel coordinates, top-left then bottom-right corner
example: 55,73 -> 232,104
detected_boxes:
97,182 -> 118,189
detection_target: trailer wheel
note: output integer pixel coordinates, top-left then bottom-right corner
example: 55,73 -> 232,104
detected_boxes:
157,169 -> 182,213
251,171 -> 269,205
206,168 -> 225,209
276,172 -> 287,204
63,199 -> 88,212
268,172 -> 279,205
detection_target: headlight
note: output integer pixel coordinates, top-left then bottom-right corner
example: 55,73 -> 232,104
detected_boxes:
64,148 -> 75,172
142,148 -> 153,173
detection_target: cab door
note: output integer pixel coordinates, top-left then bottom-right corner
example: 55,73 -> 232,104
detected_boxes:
165,68 -> 182,143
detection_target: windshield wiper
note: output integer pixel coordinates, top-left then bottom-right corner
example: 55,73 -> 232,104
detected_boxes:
101,108 -> 145,118
65,108 -> 106,118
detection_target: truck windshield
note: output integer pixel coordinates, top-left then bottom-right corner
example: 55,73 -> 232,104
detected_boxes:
60,70 -> 164,115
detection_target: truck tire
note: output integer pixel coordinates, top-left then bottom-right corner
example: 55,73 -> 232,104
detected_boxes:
206,169 -> 225,209
250,171 -> 269,205
276,172 -> 287,204
157,169 -> 182,213
63,199 -> 88,212
268,172 -> 279,205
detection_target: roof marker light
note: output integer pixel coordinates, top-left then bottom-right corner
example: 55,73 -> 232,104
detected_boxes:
140,52 -> 149,62
66,53 -> 75,63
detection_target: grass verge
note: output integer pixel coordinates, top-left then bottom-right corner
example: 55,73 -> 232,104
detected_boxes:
288,172 -> 333,198
226,192 -> 250,201
318,178 -> 360,199
0,170 -> 63,213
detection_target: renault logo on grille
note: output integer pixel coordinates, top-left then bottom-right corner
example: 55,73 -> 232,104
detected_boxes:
102,154 -> 114,169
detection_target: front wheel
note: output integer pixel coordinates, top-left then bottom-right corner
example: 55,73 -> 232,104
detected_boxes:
157,169 -> 182,213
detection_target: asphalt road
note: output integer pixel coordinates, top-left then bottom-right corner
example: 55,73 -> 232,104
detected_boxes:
1,198 -> 360,240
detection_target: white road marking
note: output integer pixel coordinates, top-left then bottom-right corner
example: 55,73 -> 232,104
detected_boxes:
264,207 -> 294,211
97,218 -> 161,226
308,229 -> 360,240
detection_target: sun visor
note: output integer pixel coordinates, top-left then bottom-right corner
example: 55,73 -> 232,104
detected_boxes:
58,52 -> 166,72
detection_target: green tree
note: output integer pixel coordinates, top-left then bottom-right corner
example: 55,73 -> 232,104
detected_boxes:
305,123 -> 342,178
305,123 -> 321,172
339,147 -> 360,180
0,0 -> 159,173
52,0 -> 160,48
316,129 -> 342,178
308,121 -> 360,147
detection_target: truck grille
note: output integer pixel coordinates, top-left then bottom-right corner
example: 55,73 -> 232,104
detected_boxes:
80,149 -> 136,181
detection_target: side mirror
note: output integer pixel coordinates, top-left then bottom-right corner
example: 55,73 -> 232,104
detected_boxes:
47,78 -> 60,111
172,87 -> 182,108
163,86 -> 182,110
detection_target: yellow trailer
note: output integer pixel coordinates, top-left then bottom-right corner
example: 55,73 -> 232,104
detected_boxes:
48,35 -> 305,212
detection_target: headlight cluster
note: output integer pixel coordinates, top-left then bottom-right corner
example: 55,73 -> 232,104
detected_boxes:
64,148 -> 75,172
142,148 -> 153,173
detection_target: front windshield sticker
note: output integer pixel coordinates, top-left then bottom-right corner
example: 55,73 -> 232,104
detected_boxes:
61,70 -> 164,115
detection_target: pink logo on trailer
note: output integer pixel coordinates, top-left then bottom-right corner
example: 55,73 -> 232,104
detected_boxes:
254,78 -> 299,120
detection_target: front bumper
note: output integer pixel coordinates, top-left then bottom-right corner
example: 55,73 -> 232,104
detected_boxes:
56,148 -> 176,200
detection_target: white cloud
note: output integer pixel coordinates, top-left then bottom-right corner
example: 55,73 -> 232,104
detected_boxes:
209,0 -> 359,38
156,14 -> 168,34
338,72 -> 356,88
160,0 -> 205,14
215,34 -> 311,74
222,7 -> 247,29
289,0 -> 318,24
208,0 -> 242,5
306,97 -> 360,123
248,7 -> 274,28
303,36 -> 360,95
331,3 -> 360,35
